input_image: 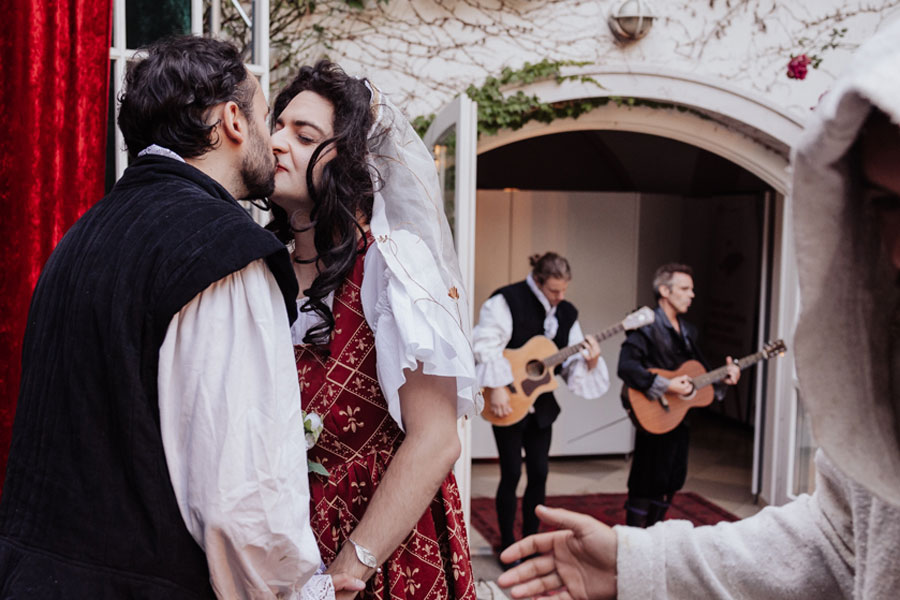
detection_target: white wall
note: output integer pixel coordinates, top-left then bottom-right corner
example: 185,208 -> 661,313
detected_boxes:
282,1 -> 900,121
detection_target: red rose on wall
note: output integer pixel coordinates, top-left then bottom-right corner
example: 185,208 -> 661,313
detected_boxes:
787,54 -> 812,80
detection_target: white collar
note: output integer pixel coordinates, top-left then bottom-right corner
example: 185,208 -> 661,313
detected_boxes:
137,144 -> 185,163
526,272 -> 556,316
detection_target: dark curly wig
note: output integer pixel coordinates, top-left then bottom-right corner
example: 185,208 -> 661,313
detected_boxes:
118,36 -> 255,160
267,60 -> 376,347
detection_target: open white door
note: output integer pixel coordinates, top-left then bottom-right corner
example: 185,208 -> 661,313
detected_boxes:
423,95 -> 478,528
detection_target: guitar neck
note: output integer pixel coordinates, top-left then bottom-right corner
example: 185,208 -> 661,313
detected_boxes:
691,350 -> 769,390
543,323 -> 625,369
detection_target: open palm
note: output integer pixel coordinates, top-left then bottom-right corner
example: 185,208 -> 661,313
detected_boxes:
496,505 -> 617,600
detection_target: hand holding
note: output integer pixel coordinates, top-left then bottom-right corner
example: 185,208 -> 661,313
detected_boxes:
582,335 -> 602,370
489,386 -> 513,418
724,357 -> 741,385
667,374 -> 694,396
330,574 -> 367,595
496,505 -> 617,600
326,546 -> 375,600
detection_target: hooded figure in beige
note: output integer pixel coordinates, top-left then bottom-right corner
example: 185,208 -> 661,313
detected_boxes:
496,17 -> 900,600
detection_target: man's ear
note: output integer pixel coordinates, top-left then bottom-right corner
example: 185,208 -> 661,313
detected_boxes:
219,100 -> 246,145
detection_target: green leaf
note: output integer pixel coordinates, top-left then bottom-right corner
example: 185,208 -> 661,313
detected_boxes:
308,460 -> 330,477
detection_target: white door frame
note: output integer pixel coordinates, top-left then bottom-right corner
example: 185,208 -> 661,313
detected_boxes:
423,94 -> 479,526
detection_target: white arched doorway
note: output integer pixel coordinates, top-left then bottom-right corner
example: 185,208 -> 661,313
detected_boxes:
480,66 -> 801,193
468,67 -> 804,508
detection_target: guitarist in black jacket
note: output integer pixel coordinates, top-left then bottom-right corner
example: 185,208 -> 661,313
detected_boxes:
617,263 -> 740,527
473,252 -> 609,561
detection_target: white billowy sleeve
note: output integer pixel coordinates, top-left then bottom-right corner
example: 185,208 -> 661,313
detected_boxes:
471,294 -> 516,389
614,452 -> 855,600
559,320 -> 610,399
158,259 -> 328,600
359,234 -> 480,431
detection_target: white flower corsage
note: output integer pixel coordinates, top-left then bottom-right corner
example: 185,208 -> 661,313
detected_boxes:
302,410 -> 329,477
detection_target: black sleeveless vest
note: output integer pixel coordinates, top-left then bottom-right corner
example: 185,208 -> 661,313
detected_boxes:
0,156 -> 298,598
493,280 -> 577,428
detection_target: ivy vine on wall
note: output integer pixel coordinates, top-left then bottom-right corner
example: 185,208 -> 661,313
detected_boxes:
411,59 -> 703,140
412,59 -> 609,139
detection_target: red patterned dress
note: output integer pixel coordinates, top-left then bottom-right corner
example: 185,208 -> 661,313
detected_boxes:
295,240 -> 475,600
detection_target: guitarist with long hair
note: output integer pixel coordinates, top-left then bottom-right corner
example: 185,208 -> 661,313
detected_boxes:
618,263 -> 740,527
473,252 -> 610,563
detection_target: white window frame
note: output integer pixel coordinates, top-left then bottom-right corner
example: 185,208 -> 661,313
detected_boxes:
109,0 -> 270,182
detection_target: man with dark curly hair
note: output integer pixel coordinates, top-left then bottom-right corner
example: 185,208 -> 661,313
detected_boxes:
0,36 -> 361,599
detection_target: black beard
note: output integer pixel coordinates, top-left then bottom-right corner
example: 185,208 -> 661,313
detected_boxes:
240,153 -> 276,199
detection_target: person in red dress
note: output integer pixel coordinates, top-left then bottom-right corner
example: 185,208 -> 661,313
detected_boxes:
266,60 -> 479,600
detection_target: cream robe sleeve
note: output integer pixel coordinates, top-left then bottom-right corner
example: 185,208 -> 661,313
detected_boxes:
614,452 -> 859,599
158,258 -> 325,599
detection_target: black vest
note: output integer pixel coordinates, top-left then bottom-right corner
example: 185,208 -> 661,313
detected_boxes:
0,156 -> 298,598
494,280 -> 577,428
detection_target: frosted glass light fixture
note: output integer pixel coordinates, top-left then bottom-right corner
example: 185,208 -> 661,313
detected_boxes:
608,0 -> 656,42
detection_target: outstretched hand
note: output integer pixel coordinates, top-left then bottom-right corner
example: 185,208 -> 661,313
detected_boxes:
496,505 -> 617,600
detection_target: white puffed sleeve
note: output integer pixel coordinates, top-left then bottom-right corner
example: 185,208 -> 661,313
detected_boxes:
471,294 -> 516,389
360,231 -> 481,431
559,320 -> 610,399
158,259 -> 324,599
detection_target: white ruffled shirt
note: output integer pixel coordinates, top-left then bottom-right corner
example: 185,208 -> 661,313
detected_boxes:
472,273 -> 610,399
158,259 -> 333,600
290,240 -> 480,431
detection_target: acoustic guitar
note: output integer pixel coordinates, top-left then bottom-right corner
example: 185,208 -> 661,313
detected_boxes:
625,339 -> 787,434
482,307 -> 655,426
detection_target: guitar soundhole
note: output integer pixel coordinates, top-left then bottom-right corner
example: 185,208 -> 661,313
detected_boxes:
525,360 -> 545,378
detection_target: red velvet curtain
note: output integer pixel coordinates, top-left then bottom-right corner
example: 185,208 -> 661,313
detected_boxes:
0,0 -> 112,490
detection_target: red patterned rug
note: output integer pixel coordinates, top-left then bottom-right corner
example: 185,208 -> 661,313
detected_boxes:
470,492 -> 739,550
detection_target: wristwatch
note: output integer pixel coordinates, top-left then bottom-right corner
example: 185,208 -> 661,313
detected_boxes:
348,538 -> 381,573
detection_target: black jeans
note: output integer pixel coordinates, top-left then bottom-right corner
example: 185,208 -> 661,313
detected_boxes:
627,423 -> 690,497
492,414 -> 553,549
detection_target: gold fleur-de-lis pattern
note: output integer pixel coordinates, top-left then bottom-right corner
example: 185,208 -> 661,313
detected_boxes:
338,405 -> 364,433
295,235 -> 475,600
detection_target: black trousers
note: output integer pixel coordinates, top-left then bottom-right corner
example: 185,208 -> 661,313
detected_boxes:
492,414 -> 553,549
625,422 -> 690,527
627,422 -> 690,496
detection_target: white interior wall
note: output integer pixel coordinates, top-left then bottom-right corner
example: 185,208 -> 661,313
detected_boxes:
472,189 -> 645,458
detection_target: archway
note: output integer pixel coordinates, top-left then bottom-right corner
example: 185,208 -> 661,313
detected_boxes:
471,67 -> 803,507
